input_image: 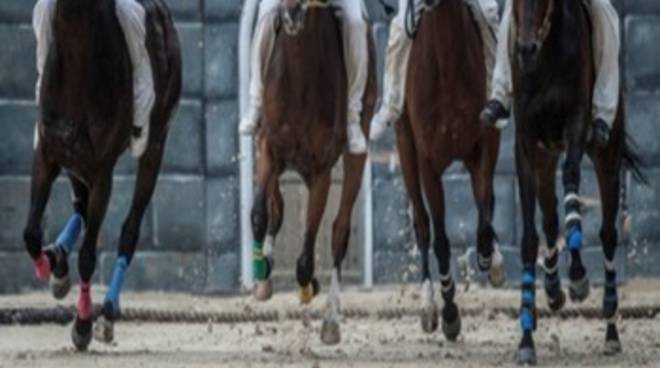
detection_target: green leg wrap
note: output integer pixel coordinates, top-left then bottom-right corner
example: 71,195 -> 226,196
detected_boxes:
253,241 -> 268,281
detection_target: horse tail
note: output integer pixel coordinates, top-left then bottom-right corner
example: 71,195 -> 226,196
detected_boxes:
621,133 -> 648,185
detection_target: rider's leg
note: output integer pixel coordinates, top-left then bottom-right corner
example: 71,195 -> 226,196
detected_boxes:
480,0 -> 513,128
33,0 -> 56,105
239,0 -> 280,135
116,0 -> 156,158
339,0 -> 368,154
590,0 -> 620,145
370,0 -> 423,141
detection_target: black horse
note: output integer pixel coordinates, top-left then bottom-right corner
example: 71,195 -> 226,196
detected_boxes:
510,0 -> 644,365
24,0 -> 181,350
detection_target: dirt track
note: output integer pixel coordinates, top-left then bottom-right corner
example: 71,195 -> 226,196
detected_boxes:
1,280 -> 659,367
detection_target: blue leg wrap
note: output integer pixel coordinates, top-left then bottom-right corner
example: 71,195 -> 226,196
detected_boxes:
566,225 -> 583,252
520,308 -> 535,331
56,213 -> 84,254
104,256 -> 128,315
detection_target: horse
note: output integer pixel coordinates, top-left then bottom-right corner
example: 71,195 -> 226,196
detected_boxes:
23,0 -> 181,350
511,0 -> 644,364
396,0 -> 505,340
248,1 -> 376,345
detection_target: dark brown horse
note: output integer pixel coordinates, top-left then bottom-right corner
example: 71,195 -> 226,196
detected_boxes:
396,0 -> 505,340
511,0 -> 644,364
249,1 -> 376,345
24,0 -> 181,350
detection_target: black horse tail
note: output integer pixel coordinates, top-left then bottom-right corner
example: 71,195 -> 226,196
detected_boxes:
622,133 -> 648,185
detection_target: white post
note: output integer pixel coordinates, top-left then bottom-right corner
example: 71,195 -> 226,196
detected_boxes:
239,0 -> 259,291
362,157 -> 374,289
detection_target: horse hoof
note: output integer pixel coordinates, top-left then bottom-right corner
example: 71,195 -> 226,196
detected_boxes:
93,315 -> 115,344
320,318 -> 341,345
254,279 -> 273,301
517,347 -> 537,366
420,305 -> 439,333
547,289 -> 566,312
300,278 -> 320,305
568,276 -> 590,303
488,263 -> 506,288
441,314 -> 461,342
71,318 -> 93,351
604,339 -> 622,356
50,275 -> 71,300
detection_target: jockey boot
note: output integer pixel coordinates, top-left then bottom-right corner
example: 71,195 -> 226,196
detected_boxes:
130,123 -> 149,157
370,106 -> 398,141
347,122 -> 367,154
479,99 -> 510,129
592,118 -> 611,146
239,105 -> 261,136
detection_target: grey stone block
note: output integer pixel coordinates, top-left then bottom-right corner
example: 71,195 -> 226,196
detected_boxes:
0,1 -> 34,24
625,1 -> 660,15
0,25 -> 36,99
0,178 -> 31,251
205,22 -> 239,99
204,0 -> 242,22
153,176 -> 205,251
206,176 -> 239,253
99,251 -> 206,292
204,250 -> 240,293
0,102 -> 37,175
178,24 -> 204,98
205,100 -> 239,176
625,16 -> 660,93
626,93 -> 660,163
372,173 -> 412,252
166,0 -> 202,22
162,100 -> 204,174
0,252 -> 45,293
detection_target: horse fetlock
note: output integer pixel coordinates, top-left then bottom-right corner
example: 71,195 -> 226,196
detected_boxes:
568,274 -> 590,303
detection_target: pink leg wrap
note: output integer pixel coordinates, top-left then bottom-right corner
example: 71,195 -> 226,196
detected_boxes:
34,253 -> 51,281
77,282 -> 93,320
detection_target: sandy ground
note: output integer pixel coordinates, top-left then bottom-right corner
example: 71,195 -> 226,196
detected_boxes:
1,280 -> 659,367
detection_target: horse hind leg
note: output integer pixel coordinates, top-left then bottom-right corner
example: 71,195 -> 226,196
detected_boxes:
563,146 -> 590,303
251,141 -> 277,301
45,174 -> 88,300
296,174 -> 330,305
254,175 -> 284,301
535,152 -> 566,312
465,143 -> 505,288
94,142 -> 167,344
419,160 -> 460,341
72,173 -> 113,351
23,144 -> 61,283
594,155 -> 623,355
395,116 -> 436,333
321,152 -> 366,345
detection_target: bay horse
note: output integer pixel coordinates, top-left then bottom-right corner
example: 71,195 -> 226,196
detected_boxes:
396,0 -> 505,340
24,0 -> 181,350
249,1 -> 376,345
511,0 -> 644,364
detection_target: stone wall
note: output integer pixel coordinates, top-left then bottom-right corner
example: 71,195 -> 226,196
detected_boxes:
0,0 -> 658,294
